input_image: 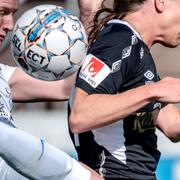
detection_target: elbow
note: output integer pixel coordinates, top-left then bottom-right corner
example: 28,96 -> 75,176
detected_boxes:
168,134 -> 180,143
167,135 -> 179,143
69,112 -> 86,134
163,125 -> 180,143
170,138 -> 179,143
155,104 -> 180,143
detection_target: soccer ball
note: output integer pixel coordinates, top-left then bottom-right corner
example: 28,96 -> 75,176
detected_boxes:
11,4 -> 88,81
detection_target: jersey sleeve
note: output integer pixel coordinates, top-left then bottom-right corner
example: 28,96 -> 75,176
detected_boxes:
76,24 -> 142,94
0,64 -> 16,82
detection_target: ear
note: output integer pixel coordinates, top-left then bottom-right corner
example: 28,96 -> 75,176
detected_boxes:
154,0 -> 166,12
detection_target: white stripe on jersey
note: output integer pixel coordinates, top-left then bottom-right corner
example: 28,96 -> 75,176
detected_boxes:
92,120 -> 127,164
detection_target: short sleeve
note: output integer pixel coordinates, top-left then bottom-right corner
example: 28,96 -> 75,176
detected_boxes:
76,23 -> 141,94
0,64 -> 16,82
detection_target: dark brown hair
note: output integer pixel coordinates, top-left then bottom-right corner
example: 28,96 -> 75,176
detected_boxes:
88,0 -> 147,45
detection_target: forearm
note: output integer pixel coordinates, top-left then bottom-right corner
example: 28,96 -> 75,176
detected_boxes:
154,104 -> 180,142
78,0 -> 102,32
70,76 -> 180,133
12,83 -> 67,102
10,68 -> 75,102
0,123 -> 92,180
70,84 -> 155,133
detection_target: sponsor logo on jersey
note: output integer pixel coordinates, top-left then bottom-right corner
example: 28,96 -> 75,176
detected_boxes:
144,70 -> 154,80
79,54 -> 111,88
111,59 -> 122,73
122,46 -> 132,59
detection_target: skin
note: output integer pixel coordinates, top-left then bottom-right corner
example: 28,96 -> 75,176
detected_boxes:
78,0 -> 103,33
0,0 -> 18,46
9,68 -> 75,102
122,0 -> 180,48
8,0 -> 104,103
69,0 -> 180,143
0,0 -> 74,102
0,0 -> 104,179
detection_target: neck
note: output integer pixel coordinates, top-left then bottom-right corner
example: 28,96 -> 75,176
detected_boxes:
122,0 -> 162,49
124,14 -> 156,48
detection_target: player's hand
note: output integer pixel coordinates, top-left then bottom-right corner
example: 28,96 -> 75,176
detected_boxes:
151,77 -> 180,103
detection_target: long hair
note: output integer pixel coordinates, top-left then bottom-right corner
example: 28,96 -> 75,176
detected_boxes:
88,0 -> 147,45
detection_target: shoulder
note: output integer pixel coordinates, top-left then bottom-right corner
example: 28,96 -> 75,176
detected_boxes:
98,22 -> 137,43
88,23 -> 144,65
89,22 -> 143,53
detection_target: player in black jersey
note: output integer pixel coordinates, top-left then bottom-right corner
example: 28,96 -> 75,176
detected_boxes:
0,0 -> 104,179
69,0 -> 180,179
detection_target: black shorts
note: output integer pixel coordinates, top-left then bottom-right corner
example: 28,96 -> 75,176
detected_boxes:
77,146 -> 157,180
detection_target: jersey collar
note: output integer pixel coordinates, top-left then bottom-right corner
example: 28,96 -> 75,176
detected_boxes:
108,19 -> 142,40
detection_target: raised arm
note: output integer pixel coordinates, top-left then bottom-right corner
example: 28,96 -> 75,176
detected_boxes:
9,1 -> 102,103
78,0 -> 103,32
9,67 -> 75,102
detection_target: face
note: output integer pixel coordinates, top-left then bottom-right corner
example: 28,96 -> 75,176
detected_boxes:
160,0 -> 180,47
0,0 -> 19,47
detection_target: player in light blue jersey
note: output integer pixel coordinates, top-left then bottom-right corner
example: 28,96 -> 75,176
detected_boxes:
0,0 -> 103,179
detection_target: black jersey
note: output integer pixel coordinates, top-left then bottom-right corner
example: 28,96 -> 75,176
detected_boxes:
68,20 -> 161,180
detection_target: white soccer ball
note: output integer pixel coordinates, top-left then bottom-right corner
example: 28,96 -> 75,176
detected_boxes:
11,4 -> 88,81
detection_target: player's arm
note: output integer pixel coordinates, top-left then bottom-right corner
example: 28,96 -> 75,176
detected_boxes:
70,85 -> 155,133
78,0 -> 103,32
153,104 -> 180,143
0,121 -> 104,180
69,77 -> 180,133
9,67 -> 75,102
80,162 -> 104,180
